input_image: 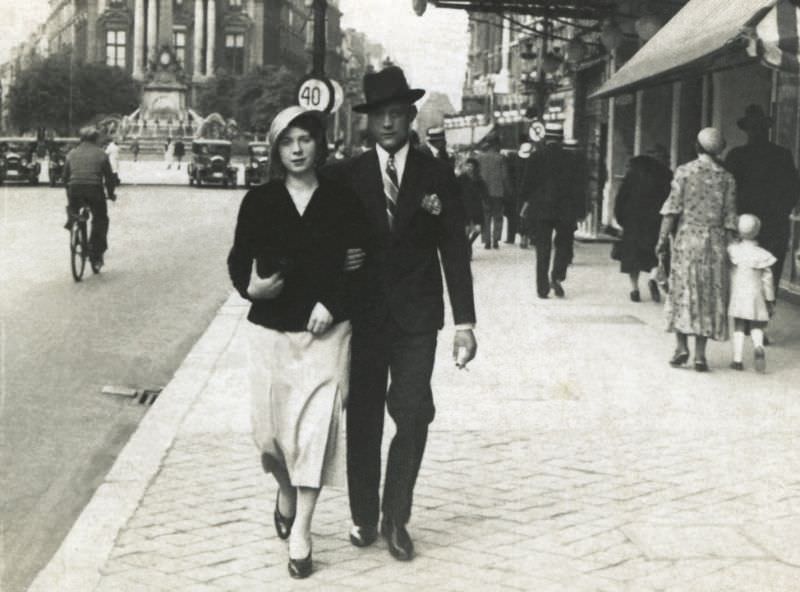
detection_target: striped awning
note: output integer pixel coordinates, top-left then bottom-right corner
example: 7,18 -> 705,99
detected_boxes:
752,0 -> 800,71
591,0 -> 777,99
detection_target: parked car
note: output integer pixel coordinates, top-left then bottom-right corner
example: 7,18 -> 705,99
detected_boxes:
48,137 -> 79,186
187,139 -> 237,188
244,142 -> 270,187
0,138 -> 41,185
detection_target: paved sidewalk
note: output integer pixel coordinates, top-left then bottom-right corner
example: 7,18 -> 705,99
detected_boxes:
29,243 -> 800,591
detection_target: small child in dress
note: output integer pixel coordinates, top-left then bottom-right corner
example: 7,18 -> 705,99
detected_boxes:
728,214 -> 776,372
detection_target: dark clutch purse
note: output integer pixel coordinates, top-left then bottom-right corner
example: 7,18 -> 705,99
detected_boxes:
610,239 -> 623,261
256,248 -> 294,278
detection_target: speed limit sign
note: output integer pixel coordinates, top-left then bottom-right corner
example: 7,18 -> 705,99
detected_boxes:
529,120 -> 546,142
296,76 -> 334,112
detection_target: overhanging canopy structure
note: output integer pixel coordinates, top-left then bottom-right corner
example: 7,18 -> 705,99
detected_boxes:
431,0 -> 615,19
590,0 -> 781,99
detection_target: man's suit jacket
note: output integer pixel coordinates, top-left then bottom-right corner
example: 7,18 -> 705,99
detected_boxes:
325,146 -> 476,334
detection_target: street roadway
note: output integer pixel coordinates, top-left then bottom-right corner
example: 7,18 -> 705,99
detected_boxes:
0,183 -> 243,592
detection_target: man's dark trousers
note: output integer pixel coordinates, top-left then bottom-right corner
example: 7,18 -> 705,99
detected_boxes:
68,184 -> 109,257
534,218 -> 575,296
503,195 -> 518,242
347,316 -> 437,528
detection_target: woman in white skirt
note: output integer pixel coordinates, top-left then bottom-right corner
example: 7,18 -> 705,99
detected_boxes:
227,106 -> 365,578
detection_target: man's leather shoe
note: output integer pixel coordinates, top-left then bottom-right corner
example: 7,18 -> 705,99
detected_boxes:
551,280 -> 565,298
349,524 -> 377,547
381,519 -> 414,561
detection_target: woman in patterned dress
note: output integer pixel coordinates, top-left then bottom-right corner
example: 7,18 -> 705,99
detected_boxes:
655,128 -> 738,371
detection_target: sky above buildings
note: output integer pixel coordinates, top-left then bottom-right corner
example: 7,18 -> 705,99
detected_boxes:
2,0 -> 469,109
339,0 -> 469,109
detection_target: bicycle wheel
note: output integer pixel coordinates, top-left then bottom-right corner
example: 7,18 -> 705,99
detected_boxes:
70,220 -> 87,282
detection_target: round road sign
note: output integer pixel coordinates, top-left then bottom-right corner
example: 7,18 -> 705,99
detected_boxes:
529,120 -> 546,142
296,76 -> 334,112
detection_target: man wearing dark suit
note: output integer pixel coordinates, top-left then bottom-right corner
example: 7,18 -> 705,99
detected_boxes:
329,66 -> 477,562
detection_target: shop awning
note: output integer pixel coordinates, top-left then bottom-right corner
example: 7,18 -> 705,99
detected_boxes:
755,0 -> 800,71
591,0 -> 777,99
445,123 -> 494,147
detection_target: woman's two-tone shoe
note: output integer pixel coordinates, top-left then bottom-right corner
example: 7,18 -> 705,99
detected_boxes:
694,359 -> 709,372
288,549 -> 313,579
274,492 -> 295,540
669,351 -> 690,367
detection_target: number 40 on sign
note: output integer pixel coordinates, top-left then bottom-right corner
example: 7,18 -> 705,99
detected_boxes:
297,77 -> 334,112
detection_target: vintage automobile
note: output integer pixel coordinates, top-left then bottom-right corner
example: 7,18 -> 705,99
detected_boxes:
187,139 -> 238,188
0,137 -> 41,185
48,137 -> 79,186
244,142 -> 270,188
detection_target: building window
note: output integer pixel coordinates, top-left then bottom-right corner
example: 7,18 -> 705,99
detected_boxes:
224,33 -> 245,74
229,0 -> 242,7
173,31 -> 186,65
106,30 -> 126,67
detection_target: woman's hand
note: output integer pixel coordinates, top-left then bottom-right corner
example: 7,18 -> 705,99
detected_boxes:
246,260 -> 285,300
307,302 -> 333,335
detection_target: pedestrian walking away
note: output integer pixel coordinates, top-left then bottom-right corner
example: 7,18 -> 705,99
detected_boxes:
164,137 -> 174,169
476,135 -> 510,249
656,127 -> 738,372
173,139 -> 185,169
328,65 -> 477,563
63,126 -> 117,271
512,141 -> 534,248
419,127 -> 455,170
227,106 -> 366,579
456,157 -> 487,258
522,122 -> 587,299
725,104 -> 800,321
613,146 -> 672,303
104,136 -> 121,186
130,137 -> 140,162
728,214 -> 776,372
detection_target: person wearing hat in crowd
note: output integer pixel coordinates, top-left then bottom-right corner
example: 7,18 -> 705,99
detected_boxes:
725,104 -> 800,310
521,122 -> 587,298
475,134 -> 511,249
63,126 -> 117,270
456,156 -> 488,257
327,65 -> 477,562
727,214 -> 776,372
420,127 -> 454,169
510,140 -> 534,248
656,127 -> 738,372
227,106 -> 366,579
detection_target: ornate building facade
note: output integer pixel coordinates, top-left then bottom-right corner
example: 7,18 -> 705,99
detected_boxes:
42,0 -> 343,83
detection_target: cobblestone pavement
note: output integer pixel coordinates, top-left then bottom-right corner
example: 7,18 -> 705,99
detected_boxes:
31,242 -> 800,591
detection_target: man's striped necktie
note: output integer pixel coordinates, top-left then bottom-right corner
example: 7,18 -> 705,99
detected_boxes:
383,154 -> 399,230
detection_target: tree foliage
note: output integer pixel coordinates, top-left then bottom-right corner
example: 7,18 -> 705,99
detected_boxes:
234,66 -> 297,134
8,52 -> 139,134
196,65 -> 298,135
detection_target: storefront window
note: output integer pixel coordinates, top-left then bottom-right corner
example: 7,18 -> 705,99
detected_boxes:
775,71 -> 800,289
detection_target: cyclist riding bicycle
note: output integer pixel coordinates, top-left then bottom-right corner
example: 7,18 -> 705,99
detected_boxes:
63,127 -> 116,270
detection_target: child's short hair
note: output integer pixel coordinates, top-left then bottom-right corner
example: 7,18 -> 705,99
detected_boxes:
738,214 -> 761,240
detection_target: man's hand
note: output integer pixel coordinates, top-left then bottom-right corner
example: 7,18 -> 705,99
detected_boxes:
307,302 -> 333,335
246,260 -> 284,300
453,329 -> 477,369
344,248 -> 366,272
655,238 -> 669,258
767,300 -> 776,318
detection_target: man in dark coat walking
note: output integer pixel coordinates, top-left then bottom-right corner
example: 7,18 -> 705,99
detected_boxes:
328,66 -> 477,562
521,123 -> 587,298
726,104 -> 800,294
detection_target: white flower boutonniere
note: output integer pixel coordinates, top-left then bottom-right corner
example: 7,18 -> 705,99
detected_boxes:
421,193 -> 442,216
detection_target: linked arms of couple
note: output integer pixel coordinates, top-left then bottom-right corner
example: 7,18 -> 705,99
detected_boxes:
343,249 -> 478,369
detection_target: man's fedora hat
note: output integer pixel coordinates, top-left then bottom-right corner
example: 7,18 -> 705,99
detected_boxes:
353,66 -> 425,113
737,104 -> 773,130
